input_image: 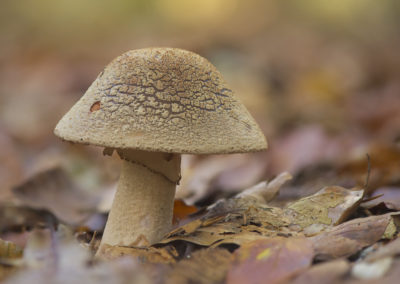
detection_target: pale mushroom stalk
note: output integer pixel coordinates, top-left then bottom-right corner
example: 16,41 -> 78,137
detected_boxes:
100,149 -> 181,248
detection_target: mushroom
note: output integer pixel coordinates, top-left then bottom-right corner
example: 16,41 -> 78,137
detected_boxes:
54,48 -> 267,250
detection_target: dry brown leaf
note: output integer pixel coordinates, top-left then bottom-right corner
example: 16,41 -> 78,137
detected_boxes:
0,204 -> 58,234
160,218 -> 234,247
164,220 -> 301,248
165,214 -> 225,240
285,186 -> 364,235
12,167 -> 99,225
211,227 -> 302,248
0,127 -> 22,201
161,204 -> 296,247
5,228 -> 155,284
0,266 -> 18,283
205,172 -> 292,221
338,143 -> 400,194
268,125 -> 343,176
226,237 -> 314,284
0,239 -> 23,259
291,259 -> 350,284
210,154 -> 269,193
382,216 -> 398,240
177,153 -> 267,204
161,173 -> 295,247
0,239 -> 23,282
236,172 -> 292,203
96,244 -> 178,264
311,213 -> 397,261
163,173 -> 292,247
22,228 -> 56,269
364,237 -> 400,263
166,247 -> 233,284
172,199 -> 198,225
361,187 -> 400,212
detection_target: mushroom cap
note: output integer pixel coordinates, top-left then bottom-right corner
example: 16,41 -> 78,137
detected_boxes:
54,48 -> 267,154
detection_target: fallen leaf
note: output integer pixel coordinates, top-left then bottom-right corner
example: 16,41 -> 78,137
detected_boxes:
172,199 -> 198,225
348,90 -> 400,141
161,174 -> 297,248
96,244 -> 178,264
5,227 -> 155,284
236,172 -> 292,203
0,127 -> 23,201
166,247 -> 233,284
285,186 -> 364,234
338,143 -> 400,194
311,213 -> 396,261
205,173 -> 292,220
210,153 -> 268,193
161,205 -> 296,248
177,153 -> 267,205
22,228 -> 57,269
165,215 -> 225,239
0,266 -> 18,283
12,167 -> 99,225
226,237 -> 314,284
0,204 -> 58,234
0,239 -> 23,259
291,259 -> 350,284
0,238 -> 23,282
211,227 -> 302,248
268,125 -> 343,175
361,187 -> 400,211
360,237 -> 400,264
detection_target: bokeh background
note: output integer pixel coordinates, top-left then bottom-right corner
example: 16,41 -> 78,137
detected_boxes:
1,0 -> 400,205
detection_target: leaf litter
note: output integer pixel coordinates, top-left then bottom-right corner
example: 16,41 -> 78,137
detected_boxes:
2,158 -> 400,284
1,145 -> 399,284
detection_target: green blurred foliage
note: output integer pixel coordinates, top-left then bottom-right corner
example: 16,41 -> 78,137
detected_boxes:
0,0 -> 155,50
1,0 -> 399,61
285,0 -> 400,42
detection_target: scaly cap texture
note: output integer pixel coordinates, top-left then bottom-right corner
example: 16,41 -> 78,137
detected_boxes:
54,48 -> 267,154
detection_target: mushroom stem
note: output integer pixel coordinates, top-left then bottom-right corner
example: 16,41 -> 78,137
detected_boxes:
99,149 -> 181,250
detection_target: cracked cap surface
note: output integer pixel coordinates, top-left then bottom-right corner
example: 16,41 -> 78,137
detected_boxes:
54,48 -> 267,154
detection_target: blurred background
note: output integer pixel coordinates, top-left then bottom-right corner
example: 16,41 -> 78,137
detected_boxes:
1,0 -> 400,208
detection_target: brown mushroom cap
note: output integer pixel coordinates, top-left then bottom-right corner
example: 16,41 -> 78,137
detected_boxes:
54,48 -> 267,154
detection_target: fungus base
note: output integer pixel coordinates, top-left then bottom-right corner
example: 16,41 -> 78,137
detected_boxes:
99,150 -> 181,250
